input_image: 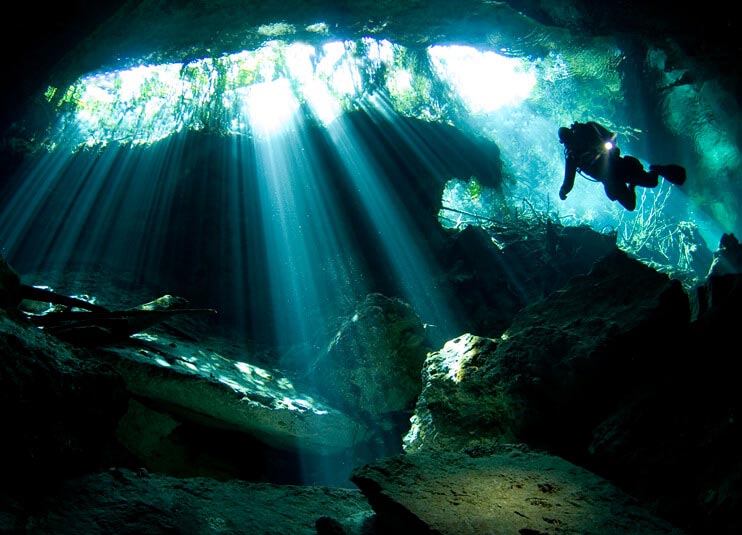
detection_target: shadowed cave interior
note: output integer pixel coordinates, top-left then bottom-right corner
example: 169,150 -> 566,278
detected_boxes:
1,2 -> 741,535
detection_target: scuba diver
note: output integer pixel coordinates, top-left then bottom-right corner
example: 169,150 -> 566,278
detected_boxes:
557,121 -> 686,211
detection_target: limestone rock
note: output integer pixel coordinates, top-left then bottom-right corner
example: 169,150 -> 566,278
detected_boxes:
99,331 -> 370,455
699,233 -> 742,318
708,233 -> 742,277
308,293 -> 430,425
351,445 -> 686,535
18,467 -> 375,535
0,311 -> 128,486
403,333 -> 512,453
479,249 -> 690,450
405,249 -> 690,454
0,257 -> 22,309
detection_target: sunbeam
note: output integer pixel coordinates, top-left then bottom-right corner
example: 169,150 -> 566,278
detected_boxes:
324,94 -> 464,342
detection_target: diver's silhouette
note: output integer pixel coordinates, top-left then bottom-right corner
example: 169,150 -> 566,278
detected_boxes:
557,121 -> 686,211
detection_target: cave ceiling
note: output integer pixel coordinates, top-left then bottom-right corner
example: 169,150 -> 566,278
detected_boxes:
4,0 -> 740,130
3,0 -> 741,242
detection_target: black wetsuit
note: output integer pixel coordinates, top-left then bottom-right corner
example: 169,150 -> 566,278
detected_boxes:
559,121 -> 658,211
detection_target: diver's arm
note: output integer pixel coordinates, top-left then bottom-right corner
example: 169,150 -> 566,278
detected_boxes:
559,155 -> 577,200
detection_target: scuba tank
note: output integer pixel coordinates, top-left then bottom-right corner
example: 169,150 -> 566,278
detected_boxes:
568,121 -> 617,179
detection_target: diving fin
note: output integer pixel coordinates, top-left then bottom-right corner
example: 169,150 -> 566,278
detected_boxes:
650,164 -> 687,186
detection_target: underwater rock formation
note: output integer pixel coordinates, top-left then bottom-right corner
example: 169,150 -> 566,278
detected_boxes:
2,222 -> 740,534
406,249 -> 689,455
19,467 -> 375,535
0,309 -> 128,487
351,444 -> 686,535
708,233 -> 742,276
403,333 -> 508,453
306,293 -> 430,434
403,244 -> 741,534
98,332 -> 369,455
491,248 -> 690,451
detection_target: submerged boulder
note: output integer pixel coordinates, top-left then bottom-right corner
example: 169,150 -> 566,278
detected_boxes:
0,256 -> 22,310
403,333 -> 512,453
99,331 -> 370,457
2,302 -> 377,486
352,444 -> 686,535
0,310 -> 128,487
406,249 -> 690,455
307,293 -> 430,430
707,233 -> 742,277
16,467 -> 375,535
489,248 -> 690,451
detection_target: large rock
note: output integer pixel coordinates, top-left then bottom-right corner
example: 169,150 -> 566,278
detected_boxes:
98,331 -> 370,456
707,233 -> 742,277
351,445 -> 686,535
697,233 -> 742,320
0,311 -> 128,487
307,293 -> 430,427
587,256 -> 742,534
0,256 -> 22,309
2,274 -> 378,485
431,223 -> 618,342
403,333 -> 510,453
405,249 -> 690,455
14,467 -> 375,535
483,249 -> 690,452
402,247 -> 742,534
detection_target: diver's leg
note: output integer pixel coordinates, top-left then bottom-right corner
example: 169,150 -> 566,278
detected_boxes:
604,181 -> 636,211
622,156 -> 658,188
634,170 -> 659,188
617,184 -> 636,211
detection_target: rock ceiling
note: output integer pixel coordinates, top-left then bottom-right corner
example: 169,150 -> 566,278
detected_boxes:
4,0 -> 740,130
3,1 -> 740,238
